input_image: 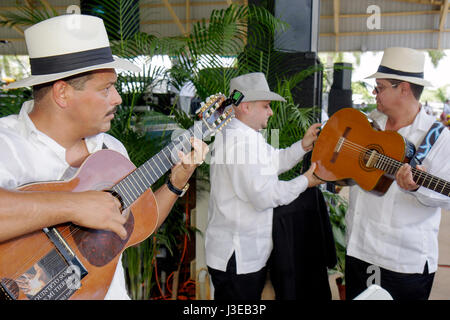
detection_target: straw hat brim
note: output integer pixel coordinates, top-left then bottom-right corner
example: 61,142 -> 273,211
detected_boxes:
365,71 -> 432,87
4,56 -> 141,89
240,90 -> 286,103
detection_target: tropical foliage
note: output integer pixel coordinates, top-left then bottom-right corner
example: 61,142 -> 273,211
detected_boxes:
322,190 -> 348,281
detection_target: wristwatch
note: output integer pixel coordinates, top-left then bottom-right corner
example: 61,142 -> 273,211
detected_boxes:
166,175 -> 189,197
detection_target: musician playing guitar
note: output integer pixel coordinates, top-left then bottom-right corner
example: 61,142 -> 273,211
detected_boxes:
344,47 -> 450,300
0,15 -> 208,300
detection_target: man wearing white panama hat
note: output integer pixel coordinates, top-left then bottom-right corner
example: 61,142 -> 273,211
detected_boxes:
345,47 -> 450,300
205,72 -> 324,300
0,14 -> 207,299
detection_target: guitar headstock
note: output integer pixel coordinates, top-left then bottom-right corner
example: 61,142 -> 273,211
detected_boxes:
196,90 -> 244,135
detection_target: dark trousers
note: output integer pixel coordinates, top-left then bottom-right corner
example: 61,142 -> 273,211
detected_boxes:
345,255 -> 435,300
207,252 -> 267,300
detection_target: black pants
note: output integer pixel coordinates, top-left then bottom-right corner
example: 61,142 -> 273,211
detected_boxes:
345,255 -> 435,300
207,253 -> 267,300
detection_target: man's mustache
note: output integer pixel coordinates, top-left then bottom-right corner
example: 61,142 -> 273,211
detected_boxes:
106,107 -> 118,116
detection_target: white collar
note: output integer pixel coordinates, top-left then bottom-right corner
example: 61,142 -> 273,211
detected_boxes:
368,105 -> 433,133
16,100 -> 106,157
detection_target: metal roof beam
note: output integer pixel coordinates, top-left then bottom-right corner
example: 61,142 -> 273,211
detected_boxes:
392,0 -> 443,5
162,0 -> 186,35
321,10 -> 441,19
186,0 -> 191,34
438,0 -> 449,48
333,0 -> 340,51
0,14 -> 24,36
141,1 -> 243,9
321,28 -> 450,37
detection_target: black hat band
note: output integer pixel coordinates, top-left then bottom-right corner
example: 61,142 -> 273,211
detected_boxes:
30,46 -> 114,76
377,65 -> 424,79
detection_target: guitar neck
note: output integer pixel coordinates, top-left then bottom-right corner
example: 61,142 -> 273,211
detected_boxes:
374,154 -> 450,197
110,121 -> 207,208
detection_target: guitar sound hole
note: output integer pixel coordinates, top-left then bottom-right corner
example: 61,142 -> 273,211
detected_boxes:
359,144 -> 384,172
71,211 -> 134,267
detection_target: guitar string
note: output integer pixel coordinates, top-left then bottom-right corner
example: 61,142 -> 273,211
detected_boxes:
315,136 -> 447,194
39,129 -> 197,267
47,125 -> 199,275
342,139 -> 448,191
3,125 -> 200,283
341,139 -> 449,191
335,142 -> 436,189
339,139 -> 449,193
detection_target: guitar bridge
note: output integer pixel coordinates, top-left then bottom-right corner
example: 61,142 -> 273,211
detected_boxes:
0,227 -> 88,300
334,137 -> 345,153
331,127 -> 352,163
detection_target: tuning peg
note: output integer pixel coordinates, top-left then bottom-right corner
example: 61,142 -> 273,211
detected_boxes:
195,102 -> 207,114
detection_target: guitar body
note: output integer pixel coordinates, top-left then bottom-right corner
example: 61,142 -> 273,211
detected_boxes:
0,150 -> 158,300
312,108 -> 412,195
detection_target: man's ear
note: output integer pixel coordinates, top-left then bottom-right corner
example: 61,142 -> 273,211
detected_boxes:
52,80 -> 70,108
240,101 -> 252,114
400,82 -> 411,97
234,101 -> 247,118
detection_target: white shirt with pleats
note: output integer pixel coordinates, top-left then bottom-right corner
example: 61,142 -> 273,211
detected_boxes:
346,107 -> 450,274
205,118 -> 309,274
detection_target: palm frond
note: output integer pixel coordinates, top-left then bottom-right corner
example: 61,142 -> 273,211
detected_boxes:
0,0 -> 58,27
81,0 -> 139,42
170,4 -> 287,100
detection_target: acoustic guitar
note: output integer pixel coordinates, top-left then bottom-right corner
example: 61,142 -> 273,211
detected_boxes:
0,92 -> 240,300
311,108 -> 449,197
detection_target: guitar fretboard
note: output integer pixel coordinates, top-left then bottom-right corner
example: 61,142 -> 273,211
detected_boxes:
110,121 -> 207,208
372,152 -> 450,197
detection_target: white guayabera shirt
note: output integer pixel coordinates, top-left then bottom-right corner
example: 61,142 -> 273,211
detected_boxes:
205,118 -> 309,274
346,107 -> 450,274
0,100 -> 130,300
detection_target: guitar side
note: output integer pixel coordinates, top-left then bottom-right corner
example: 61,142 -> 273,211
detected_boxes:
311,108 -> 408,195
0,149 -> 159,300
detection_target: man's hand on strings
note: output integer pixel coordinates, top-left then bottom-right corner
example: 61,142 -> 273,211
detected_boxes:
68,191 -> 128,239
396,163 -> 426,191
170,137 -> 209,189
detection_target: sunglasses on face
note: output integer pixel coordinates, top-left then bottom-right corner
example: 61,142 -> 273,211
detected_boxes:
373,83 -> 400,94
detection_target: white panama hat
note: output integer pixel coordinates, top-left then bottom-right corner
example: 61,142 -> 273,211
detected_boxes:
5,14 -> 141,89
365,47 -> 431,87
230,72 -> 286,103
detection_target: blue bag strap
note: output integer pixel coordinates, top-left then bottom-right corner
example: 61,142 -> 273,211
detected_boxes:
410,121 -> 445,168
